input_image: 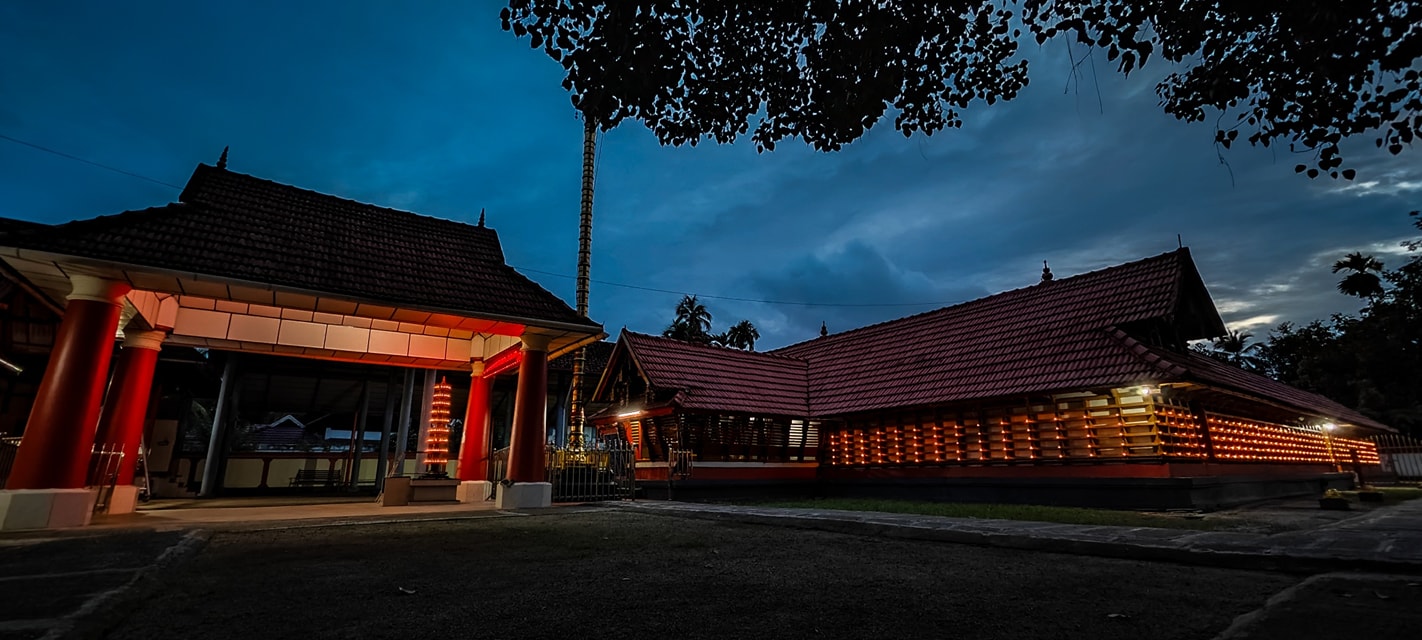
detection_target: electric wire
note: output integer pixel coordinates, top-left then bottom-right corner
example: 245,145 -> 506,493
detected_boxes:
5,130 -> 957,310
0,133 -> 182,189
511,265 -> 954,308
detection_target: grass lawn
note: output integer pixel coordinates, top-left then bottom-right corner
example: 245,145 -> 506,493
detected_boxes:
1352,486 -> 1422,502
751,498 -> 1234,530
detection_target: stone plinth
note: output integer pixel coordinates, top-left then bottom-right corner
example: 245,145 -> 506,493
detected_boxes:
0,488 -> 96,531
409,478 -> 459,502
457,480 -> 494,503
496,482 -> 551,509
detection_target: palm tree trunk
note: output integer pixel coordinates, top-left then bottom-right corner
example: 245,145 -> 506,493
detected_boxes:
569,116 -> 596,448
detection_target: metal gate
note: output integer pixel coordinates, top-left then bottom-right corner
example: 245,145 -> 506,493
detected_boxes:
546,439 -> 636,502
1374,434 -> 1422,480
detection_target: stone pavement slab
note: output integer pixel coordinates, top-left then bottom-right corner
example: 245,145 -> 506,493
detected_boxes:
615,498 -> 1422,574
0,530 -> 206,639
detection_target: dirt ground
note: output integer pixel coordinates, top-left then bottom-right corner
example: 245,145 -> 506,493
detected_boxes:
99,510 -> 1296,640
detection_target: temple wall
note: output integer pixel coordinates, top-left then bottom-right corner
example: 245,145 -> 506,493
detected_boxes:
823,388 -> 1379,469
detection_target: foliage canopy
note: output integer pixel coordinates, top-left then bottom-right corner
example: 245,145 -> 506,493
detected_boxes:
1256,212 -> 1422,436
503,1 -> 1421,177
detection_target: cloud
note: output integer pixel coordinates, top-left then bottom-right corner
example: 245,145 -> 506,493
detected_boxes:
742,240 -> 989,348
3,3 -> 1417,362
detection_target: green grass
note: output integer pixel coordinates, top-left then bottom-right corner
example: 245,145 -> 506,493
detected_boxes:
753,498 -> 1232,530
1355,486 -> 1422,503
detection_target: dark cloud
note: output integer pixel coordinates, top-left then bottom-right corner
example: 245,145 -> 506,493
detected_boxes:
742,240 -> 991,348
2,3 -> 1415,357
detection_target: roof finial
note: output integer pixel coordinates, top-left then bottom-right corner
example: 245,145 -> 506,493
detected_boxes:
477,207 -> 486,227
216,146 -> 229,170
1040,260 -> 1054,283
819,321 -> 828,338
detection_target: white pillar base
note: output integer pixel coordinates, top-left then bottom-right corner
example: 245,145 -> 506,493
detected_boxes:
105,485 -> 141,515
495,482 -> 551,509
457,480 -> 494,503
0,488 -> 96,531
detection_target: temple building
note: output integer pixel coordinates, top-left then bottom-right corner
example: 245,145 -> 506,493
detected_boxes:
0,160 -> 603,530
590,249 -> 1388,508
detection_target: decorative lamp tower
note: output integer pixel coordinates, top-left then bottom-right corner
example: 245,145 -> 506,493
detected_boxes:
422,378 -> 453,477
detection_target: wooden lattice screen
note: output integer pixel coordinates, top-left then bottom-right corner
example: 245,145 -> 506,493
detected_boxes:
825,389 -> 1379,467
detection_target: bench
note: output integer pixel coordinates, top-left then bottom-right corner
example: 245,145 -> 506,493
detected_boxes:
289,468 -> 342,488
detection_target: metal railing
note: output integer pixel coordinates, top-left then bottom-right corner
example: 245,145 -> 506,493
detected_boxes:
88,443 -> 125,513
546,439 -> 636,502
1374,434 -> 1422,480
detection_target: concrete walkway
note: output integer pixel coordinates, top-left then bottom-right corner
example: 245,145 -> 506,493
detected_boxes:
613,498 -> 1422,574
88,496 -> 511,533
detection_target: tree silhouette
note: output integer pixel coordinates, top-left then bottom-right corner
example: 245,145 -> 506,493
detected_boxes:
1260,212 -> 1422,436
664,295 -> 714,344
1332,251 -> 1386,298
1211,330 -> 1264,370
502,1 -> 1421,179
724,319 -> 761,351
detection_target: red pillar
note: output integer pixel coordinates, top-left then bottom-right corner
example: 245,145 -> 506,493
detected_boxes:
456,361 -> 490,481
506,334 -> 549,483
92,330 -> 165,485
6,275 -> 130,490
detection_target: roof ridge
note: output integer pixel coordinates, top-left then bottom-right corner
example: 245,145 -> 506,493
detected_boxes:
45,204 -> 187,236
183,164 -> 490,232
624,329 -> 808,365
774,248 -> 1190,355
1104,327 -> 1190,378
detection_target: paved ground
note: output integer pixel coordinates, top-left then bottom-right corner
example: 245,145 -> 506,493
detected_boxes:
0,530 -> 196,639
618,495 -> 1422,574
96,512 -> 1292,640
1,496 -> 1418,639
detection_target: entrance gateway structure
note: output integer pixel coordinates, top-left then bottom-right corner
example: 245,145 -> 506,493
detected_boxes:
0,161 -> 603,530
590,250 -> 1392,508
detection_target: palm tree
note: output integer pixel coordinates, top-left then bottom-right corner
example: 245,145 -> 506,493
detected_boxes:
1211,330 -> 1264,370
724,320 -> 760,351
665,295 -> 713,344
1332,251 -> 1386,298
663,319 -> 698,342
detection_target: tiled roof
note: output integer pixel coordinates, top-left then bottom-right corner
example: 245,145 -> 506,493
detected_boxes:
620,330 -> 809,416
1131,338 -> 1392,431
0,164 -> 597,329
773,249 -> 1211,415
596,250 -> 1391,432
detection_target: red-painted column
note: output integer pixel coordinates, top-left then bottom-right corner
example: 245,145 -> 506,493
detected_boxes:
456,361 -> 490,481
5,275 -> 131,490
92,330 -> 165,485
506,333 -> 550,483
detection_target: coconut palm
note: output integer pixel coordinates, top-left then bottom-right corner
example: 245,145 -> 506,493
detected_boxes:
724,320 -> 760,351
1211,330 -> 1264,370
664,295 -> 713,344
1332,252 -> 1386,298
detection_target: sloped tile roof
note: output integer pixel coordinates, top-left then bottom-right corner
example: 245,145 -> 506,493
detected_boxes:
774,249 -> 1203,415
598,249 -> 1390,432
0,164 -> 597,329
1124,336 -> 1391,431
621,330 -> 809,415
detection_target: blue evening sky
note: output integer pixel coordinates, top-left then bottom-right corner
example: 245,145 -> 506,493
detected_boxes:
2,1 -> 1417,349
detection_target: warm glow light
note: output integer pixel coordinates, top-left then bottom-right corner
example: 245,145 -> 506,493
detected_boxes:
618,409 -> 645,418
422,377 -> 454,476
